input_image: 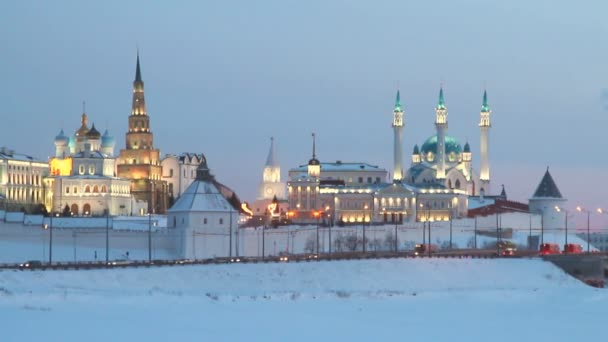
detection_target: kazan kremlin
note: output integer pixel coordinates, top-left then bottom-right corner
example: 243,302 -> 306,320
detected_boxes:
0,54 -> 596,260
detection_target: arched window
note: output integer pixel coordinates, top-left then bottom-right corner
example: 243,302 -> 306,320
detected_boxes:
455,179 -> 461,189
93,185 -> 99,193
85,185 -> 91,193
448,179 -> 452,189
83,203 -> 91,215
71,204 -> 79,216
101,185 -> 107,193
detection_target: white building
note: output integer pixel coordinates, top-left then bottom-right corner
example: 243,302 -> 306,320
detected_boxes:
404,88 -> 491,196
0,147 -> 49,212
161,153 -> 204,204
528,168 -> 568,231
45,112 -> 138,216
168,156 -> 239,259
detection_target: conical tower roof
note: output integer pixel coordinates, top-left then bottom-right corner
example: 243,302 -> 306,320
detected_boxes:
265,137 -> 278,167
532,168 -> 563,198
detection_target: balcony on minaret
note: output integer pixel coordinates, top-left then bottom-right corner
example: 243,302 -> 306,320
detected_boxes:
479,111 -> 491,127
435,109 -> 447,125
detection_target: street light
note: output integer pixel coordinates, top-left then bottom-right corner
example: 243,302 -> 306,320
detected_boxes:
363,204 -> 368,254
314,210 -> 320,255
576,206 -> 591,253
325,205 -> 332,256
555,206 -> 569,253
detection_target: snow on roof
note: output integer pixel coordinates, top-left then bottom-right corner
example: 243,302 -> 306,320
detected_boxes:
0,148 -> 46,163
290,162 -> 386,173
169,179 -> 234,213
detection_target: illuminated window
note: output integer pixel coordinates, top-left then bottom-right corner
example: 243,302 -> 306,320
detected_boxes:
79,165 -> 85,175
101,185 -> 107,193
88,165 -> 95,175
93,185 -> 99,193
66,187 -> 70,194
74,187 -> 78,194
85,185 -> 90,193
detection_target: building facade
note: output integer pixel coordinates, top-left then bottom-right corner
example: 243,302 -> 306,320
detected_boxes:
167,156 -> 240,259
161,153 -> 204,205
405,88 -> 491,196
44,112 -> 137,216
116,54 -> 168,214
0,147 -> 48,212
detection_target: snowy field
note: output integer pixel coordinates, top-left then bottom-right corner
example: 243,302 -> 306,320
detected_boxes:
0,258 -> 606,342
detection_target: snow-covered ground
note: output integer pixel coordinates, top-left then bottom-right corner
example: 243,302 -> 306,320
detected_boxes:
0,258 -> 606,341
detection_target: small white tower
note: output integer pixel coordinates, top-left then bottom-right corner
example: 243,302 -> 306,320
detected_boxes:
307,133 -> 320,178
392,90 -> 404,182
479,90 -> 491,193
435,87 -> 448,180
258,137 -> 286,200
462,141 -> 472,181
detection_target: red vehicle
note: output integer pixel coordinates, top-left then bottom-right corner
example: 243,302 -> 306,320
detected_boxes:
414,244 -> 438,256
563,243 -> 583,254
539,243 -> 560,255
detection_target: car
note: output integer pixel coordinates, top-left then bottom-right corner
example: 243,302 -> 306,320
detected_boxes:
19,260 -> 42,268
414,244 -> 438,256
539,243 -> 560,255
563,243 -> 583,254
501,248 -> 516,257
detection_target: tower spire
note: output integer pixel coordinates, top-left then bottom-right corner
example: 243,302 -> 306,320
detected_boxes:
135,51 -> 142,82
437,86 -> 446,110
265,137 -> 278,167
435,86 -> 448,180
479,89 -> 492,190
312,133 -> 316,159
481,89 -> 489,112
392,90 -> 404,181
394,90 -> 401,111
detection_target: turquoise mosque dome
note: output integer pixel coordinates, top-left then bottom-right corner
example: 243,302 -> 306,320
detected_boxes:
419,135 -> 463,156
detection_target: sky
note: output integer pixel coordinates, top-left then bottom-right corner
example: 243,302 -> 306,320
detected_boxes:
1,0 -> 608,227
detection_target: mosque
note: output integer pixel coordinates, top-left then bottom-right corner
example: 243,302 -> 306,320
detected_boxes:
281,88 -> 493,225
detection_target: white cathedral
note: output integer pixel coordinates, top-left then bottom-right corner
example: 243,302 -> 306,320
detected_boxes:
44,111 -> 141,216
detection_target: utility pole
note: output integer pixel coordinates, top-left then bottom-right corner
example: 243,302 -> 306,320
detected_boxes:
105,209 -> 109,264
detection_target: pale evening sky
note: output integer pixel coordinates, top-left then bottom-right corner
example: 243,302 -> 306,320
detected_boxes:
1,0 -> 607,227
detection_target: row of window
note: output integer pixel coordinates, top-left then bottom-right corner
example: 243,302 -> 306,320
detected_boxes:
65,184 -> 129,194
78,164 -> 96,175
7,173 -> 42,185
5,188 -> 42,202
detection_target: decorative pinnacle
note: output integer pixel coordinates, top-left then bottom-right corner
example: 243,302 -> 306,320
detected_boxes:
394,90 -> 402,112
481,90 -> 490,112
312,133 -> 316,159
135,51 -> 142,82
437,86 -> 446,110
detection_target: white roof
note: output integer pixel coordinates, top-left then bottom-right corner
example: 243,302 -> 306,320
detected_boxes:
168,179 -> 234,213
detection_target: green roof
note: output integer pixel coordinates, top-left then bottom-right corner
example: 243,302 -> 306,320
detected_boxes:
420,135 -> 462,155
436,87 -> 446,110
481,90 -> 489,112
394,90 -> 402,112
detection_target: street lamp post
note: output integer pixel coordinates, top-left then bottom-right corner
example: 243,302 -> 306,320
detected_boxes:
449,211 -> 453,250
49,212 -> 54,265
363,204 -> 368,254
262,225 -> 265,260
148,209 -> 152,262
555,206 -> 569,253
314,211 -> 321,255
105,209 -> 109,264
576,206 -> 591,253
